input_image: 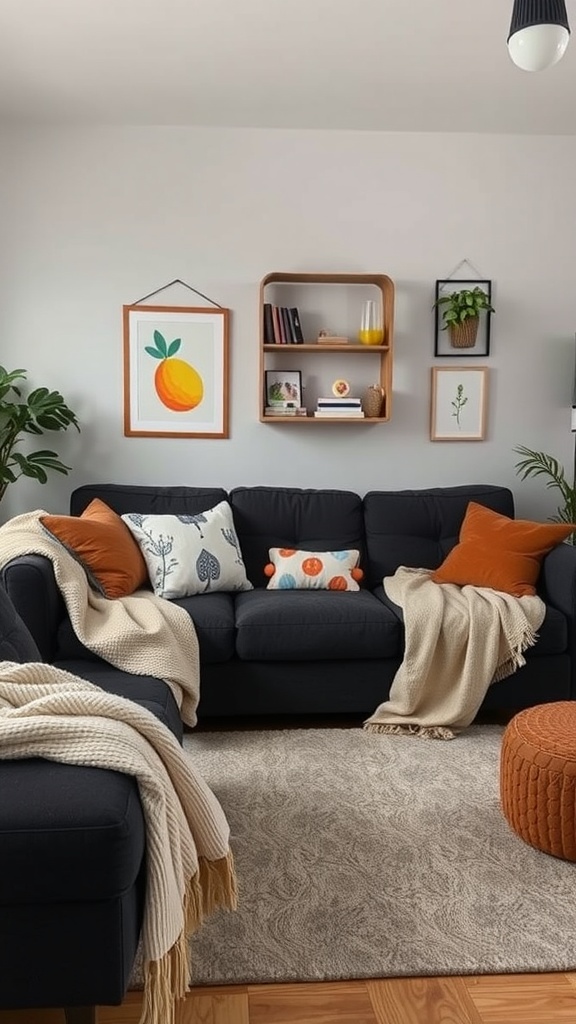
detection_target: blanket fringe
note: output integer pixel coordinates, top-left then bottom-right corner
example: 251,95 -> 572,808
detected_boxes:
141,851 -> 237,1024
364,722 -> 457,740
493,622 -> 541,683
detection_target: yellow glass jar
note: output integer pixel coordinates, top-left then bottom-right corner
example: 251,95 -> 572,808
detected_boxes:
358,300 -> 383,346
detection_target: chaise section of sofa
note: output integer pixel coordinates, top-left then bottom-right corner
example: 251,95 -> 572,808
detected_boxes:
0,581 -> 185,1020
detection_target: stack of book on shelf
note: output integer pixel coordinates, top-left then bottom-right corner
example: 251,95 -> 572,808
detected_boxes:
313,397 -> 365,418
264,402 -> 308,417
263,303 -> 305,345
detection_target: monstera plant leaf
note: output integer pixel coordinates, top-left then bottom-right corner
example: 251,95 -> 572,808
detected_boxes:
0,365 -> 80,502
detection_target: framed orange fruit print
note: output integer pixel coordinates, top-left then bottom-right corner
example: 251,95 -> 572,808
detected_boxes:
123,305 -> 229,438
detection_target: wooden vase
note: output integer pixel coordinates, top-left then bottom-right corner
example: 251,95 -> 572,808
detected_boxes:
363,384 -> 385,418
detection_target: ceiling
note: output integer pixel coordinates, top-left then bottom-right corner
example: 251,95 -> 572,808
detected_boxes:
1,0 -> 575,133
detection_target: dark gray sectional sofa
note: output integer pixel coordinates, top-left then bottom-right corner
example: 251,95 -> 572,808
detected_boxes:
1,480 -> 575,1020
4,481 -> 575,718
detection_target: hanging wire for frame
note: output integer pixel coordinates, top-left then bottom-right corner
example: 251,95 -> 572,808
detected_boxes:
131,278 -> 223,308
443,258 -> 486,282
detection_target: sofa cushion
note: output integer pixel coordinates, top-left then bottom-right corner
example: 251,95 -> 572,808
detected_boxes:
122,501 -> 252,599
171,592 -> 236,663
70,483 -> 229,517
56,592 -> 235,667
234,589 -> 400,660
363,485 -> 515,589
40,498 -> 149,599
0,758 -> 145,905
372,585 -> 568,657
54,659 -> 184,739
265,547 -> 363,591
430,502 -> 574,597
230,486 -> 366,587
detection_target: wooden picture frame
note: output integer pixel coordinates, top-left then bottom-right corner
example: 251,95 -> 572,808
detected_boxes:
430,366 -> 488,441
434,279 -> 492,357
123,304 -> 229,438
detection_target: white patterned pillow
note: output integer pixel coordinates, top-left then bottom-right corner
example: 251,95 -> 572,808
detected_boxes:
265,548 -> 363,591
121,500 -> 253,599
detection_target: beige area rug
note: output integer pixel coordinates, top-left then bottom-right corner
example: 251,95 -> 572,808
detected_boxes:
132,726 -> 576,987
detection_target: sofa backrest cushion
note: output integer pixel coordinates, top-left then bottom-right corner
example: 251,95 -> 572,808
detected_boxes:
230,487 -> 366,587
363,485 -> 514,589
70,484 -> 229,517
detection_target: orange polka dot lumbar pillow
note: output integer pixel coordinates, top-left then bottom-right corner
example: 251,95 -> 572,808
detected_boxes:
264,548 -> 363,591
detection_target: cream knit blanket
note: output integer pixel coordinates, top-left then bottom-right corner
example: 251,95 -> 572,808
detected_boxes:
0,660 -> 237,1024
364,566 -> 546,739
0,510 -> 199,726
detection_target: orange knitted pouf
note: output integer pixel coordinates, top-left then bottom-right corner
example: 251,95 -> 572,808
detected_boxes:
500,701 -> 576,862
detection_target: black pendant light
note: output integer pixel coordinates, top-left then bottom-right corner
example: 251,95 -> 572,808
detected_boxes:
508,0 -> 570,70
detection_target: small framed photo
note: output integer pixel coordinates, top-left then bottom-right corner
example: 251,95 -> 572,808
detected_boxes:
265,369 -> 303,407
430,366 -> 488,441
434,279 -> 493,357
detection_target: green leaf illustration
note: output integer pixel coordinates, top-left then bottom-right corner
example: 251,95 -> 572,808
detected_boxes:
153,331 -> 168,357
167,339 -> 181,357
145,346 -> 164,360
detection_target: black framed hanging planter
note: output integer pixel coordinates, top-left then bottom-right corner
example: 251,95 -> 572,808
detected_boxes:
433,279 -> 494,358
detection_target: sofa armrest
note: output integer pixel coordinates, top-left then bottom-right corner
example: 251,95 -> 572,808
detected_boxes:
540,543 -> 576,699
540,543 -> 576,617
0,555 -> 64,662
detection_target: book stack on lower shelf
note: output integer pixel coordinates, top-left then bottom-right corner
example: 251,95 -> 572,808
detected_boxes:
313,397 -> 365,418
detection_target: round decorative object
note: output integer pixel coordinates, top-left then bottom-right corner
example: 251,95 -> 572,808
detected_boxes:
332,379 -> 350,397
500,701 -> 576,862
363,384 -> 384,418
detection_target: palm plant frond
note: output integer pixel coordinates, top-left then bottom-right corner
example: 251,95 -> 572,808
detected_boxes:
513,445 -> 576,541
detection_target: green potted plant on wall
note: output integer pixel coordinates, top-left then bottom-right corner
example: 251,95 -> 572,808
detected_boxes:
0,366 -> 80,504
433,286 -> 495,349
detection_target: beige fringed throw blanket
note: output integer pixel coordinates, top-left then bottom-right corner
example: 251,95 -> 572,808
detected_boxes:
364,566 -> 546,739
0,510 -> 200,726
0,661 -> 237,1024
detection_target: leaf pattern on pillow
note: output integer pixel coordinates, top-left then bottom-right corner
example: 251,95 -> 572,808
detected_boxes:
221,526 -> 243,565
177,513 -> 208,537
196,548 -> 221,591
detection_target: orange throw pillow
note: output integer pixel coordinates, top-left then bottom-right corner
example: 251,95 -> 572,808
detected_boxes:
430,501 -> 575,597
41,498 -> 148,599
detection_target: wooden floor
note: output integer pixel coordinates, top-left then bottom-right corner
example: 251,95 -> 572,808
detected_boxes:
3,974 -> 576,1024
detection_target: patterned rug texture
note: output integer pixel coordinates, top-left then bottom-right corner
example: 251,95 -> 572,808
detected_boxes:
135,725 -> 576,987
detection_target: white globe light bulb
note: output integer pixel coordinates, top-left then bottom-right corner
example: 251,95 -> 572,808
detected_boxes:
508,23 -> 570,71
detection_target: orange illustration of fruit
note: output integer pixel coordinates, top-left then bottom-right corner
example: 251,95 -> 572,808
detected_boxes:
155,358 -> 204,412
328,576 -> 347,590
279,548 -> 297,557
302,556 -> 323,576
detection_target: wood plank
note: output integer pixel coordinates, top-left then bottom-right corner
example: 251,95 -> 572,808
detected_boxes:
180,990 -> 250,1024
464,972 -> 576,1023
367,976 -> 482,1024
566,972 -> 576,991
248,981 -> 377,1024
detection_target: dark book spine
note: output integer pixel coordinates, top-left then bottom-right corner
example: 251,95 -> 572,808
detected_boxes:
289,307 -> 304,344
281,306 -> 293,345
271,305 -> 283,344
263,303 -> 275,344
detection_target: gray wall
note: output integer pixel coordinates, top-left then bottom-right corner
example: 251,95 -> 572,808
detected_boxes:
1,126 -> 575,520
